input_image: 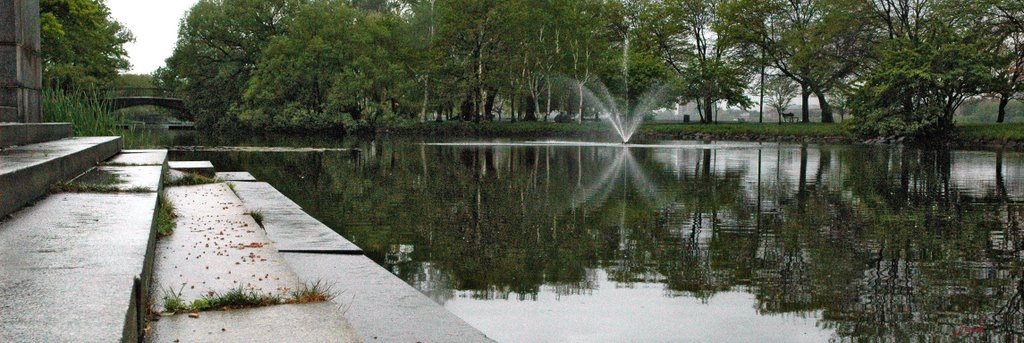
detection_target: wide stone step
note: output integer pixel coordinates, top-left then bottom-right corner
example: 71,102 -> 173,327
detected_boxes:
0,149 -> 169,342
0,122 -> 73,148
0,193 -> 159,342
168,160 -> 215,177
0,136 -> 122,217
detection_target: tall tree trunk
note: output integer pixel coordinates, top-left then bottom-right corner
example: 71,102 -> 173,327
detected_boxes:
485,91 -> 497,121
801,83 -> 810,123
510,94 -> 516,122
577,83 -> 584,123
545,83 -> 552,121
461,96 -> 473,121
812,87 -> 833,123
759,63 -> 765,123
998,94 -> 1009,123
420,78 -> 430,122
703,97 -> 713,124
525,95 -> 537,121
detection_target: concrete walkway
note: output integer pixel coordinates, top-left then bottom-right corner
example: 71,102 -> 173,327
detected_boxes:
150,183 -> 361,342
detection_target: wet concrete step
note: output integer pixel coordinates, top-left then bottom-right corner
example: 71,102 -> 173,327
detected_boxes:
0,149 -> 169,342
0,136 -> 122,218
0,192 -> 159,342
168,160 -> 215,177
0,149 -> 170,342
107,149 -> 169,166
0,122 -> 73,148
215,171 -> 257,182
229,181 -> 361,254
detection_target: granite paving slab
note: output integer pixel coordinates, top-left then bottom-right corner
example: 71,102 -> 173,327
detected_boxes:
107,149 -> 169,166
216,171 -> 257,182
168,160 -> 215,177
154,184 -> 298,309
260,208 -> 362,253
282,253 -> 493,343
229,181 -> 361,254
147,303 -> 362,343
0,192 -> 157,342
228,181 -> 302,211
73,165 -> 164,192
0,136 -> 122,217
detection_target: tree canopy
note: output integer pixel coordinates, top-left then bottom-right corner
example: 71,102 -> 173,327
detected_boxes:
41,0 -> 133,88
159,0 -> 1024,137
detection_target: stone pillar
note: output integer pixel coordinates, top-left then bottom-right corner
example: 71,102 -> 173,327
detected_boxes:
0,0 -> 42,123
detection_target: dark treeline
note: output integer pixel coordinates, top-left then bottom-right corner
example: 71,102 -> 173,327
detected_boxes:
149,0 -> 1024,138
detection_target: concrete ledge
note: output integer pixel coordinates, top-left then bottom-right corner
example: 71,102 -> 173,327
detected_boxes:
107,149 -> 168,166
230,181 -> 361,254
282,253 -> 493,342
0,136 -> 122,217
260,208 -> 362,254
73,165 -> 164,192
0,123 -> 72,148
215,171 -> 257,181
168,160 -> 214,177
0,192 -> 158,342
148,303 -> 363,343
229,182 -> 303,211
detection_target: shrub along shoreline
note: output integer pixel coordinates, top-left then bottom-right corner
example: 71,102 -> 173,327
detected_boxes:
379,121 -> 1024,148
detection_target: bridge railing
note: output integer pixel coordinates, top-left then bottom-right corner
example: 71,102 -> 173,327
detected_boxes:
107,87 -> 177,98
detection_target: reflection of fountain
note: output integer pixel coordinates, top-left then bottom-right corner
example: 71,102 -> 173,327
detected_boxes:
579,81 -> 670,144
576,147 -> 658,205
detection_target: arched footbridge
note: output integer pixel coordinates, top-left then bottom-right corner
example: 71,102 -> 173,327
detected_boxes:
105,88 -> 190,119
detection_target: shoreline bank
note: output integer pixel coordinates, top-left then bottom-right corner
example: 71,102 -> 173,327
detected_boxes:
376,122 -> 1024,149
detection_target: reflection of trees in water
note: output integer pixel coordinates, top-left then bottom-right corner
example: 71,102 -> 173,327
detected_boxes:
180,142 -> 1024,339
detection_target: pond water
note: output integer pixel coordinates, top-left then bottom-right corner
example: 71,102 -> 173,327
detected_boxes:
162,131 -> 1024,342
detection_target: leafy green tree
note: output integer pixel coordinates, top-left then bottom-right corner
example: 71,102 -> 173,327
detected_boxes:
848,0 -> 1002,138
764,75 -> 798,123
717,0 -> 873,123
991,1 -> 1024,123
162,0 -> 300,129
40,0 -> 133,88
638,0 -> 751,123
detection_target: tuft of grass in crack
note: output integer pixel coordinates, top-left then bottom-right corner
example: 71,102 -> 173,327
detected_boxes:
162,286 -> 188,313
51,181 -> 151,193
246,210 -> 264,227
163,172 -> 220,187
160,282 -> 336,314
289,281 -> 335,304
98,161 -> 141,167
156,194 -> 177,237
191,287 -> 283,311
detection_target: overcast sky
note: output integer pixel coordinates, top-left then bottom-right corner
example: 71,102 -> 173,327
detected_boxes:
107,0 -> 198,74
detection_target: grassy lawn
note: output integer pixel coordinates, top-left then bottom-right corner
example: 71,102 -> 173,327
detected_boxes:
392,121 -> 851,139
639,123 -> 850,138
957,123 -> 1024,141
390,121 -> 1021,144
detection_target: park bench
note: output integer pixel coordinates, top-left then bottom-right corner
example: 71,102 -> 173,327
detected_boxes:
781,112 -> 797,123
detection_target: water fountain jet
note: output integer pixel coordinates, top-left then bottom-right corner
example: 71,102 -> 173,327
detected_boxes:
579,81 -> 669,144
